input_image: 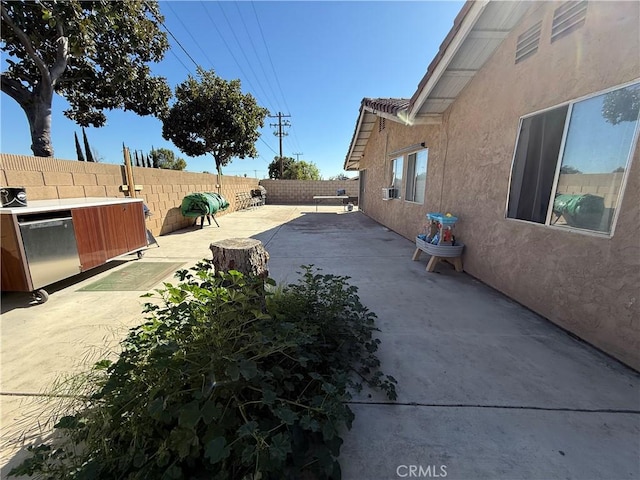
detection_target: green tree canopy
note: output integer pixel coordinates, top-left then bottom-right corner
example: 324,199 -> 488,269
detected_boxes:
268,156 -> 321,180
601,86 -> 640,125
1,0 -> 171,157
149,147 -> 187,171
328,173 -> 350,180
161,68 -> 268,182
268,156 -> 294,179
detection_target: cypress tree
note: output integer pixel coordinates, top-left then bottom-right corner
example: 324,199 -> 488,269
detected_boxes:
83,128 -> 95,162
74,132 -> 85,161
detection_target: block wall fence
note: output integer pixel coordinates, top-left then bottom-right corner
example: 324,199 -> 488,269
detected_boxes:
0,154 -> 259,236
259,179 -> 359,204
0,154 -> 360,236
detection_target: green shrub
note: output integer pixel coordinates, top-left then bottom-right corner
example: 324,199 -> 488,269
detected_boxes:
10,263 -> 396,480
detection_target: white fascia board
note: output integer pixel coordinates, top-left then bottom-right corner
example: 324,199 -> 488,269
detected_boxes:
345,106 -> 367,169
408,0 -> 490,123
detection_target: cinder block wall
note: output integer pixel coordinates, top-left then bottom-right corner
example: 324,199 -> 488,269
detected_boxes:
556,173 -> 623,208
259,179 -> 359,204
0,154 -> 258,236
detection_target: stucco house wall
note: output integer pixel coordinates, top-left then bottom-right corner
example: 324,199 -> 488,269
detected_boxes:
357,1 -> 640,369
359,120 -> 442,240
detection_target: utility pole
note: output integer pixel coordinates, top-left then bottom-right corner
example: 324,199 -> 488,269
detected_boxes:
293,152 -> 303,161
269,112 -> 291,177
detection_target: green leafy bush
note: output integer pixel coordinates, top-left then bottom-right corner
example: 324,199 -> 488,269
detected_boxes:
10,263 -> 396,479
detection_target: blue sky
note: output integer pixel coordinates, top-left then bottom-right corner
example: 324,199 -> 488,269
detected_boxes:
1,1 -> 464,179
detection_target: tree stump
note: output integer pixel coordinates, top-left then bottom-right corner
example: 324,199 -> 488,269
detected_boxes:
209,238 -> 269,277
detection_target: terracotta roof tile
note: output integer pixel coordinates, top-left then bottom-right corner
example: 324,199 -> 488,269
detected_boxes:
362,98 -> 410,115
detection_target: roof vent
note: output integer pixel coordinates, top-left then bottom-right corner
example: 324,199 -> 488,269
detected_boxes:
515,21 -> 541,64
551,1 -> 587,43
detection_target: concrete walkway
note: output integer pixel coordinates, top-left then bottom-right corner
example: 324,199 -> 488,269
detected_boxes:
1,205 -> 638,479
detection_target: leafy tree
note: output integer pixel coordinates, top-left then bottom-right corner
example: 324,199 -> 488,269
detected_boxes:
287,160 -> 321,180
268,156 -> 321,180
601,86 -> 639,125
328,173 -> 350,180
149,147 -> 187,171
162,68 -> 268,186
268,156 -> 295,179
560,165 -> 581,174
1,0 -> 171,157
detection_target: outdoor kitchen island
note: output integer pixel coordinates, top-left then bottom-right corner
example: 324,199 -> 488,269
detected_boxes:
0,197 -> 147,303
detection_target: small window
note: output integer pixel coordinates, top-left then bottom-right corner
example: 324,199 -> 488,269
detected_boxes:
507,82 -> 640,234
391,157 -> 403,198
551,1 -> 587,43
405,149 -> 428,203
515,21 -> 541,64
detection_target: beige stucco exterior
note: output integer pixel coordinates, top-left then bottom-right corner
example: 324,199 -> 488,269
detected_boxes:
356,1 -> 640,369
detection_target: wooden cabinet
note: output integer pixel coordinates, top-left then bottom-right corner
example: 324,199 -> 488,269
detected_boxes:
99,202 -> 147,261
72,207 -> 107,271
1,198 -> 148,293
0,214 -> 30,291
101,204 -> 133,260
74,202 -> 147,270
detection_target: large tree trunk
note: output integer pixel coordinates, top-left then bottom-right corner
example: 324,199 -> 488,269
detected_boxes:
210,238 -> 269,278
215,156 -> 222,194
24,83 -> 54,157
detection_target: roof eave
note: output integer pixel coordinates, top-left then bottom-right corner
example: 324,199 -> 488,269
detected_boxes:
407,0 -> 489,121
344,103 -> 369,171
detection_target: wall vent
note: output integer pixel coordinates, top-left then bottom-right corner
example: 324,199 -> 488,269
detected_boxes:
378,117 -> 386,132
551,1 -> 587,43
515,21 -> 542,64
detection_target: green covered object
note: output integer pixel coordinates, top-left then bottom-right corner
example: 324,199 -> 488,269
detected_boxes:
553,193 -> 604,229
181,192 -> 229,218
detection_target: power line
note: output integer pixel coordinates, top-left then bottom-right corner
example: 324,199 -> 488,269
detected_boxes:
151,2 -> 283,169
259,136 -> 278,156
249,3 -> 305,154
233,2 -> 282,114
199,1 -> 265,109
166,48 -> 193,76
213,2 -> 276,114
292,152 -> 303,161
250,2 -> 290,113
165,2 -> 216,70
147,5 -> 199,71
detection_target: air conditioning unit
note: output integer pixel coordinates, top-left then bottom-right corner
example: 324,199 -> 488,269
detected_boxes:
382,187 -> 398,200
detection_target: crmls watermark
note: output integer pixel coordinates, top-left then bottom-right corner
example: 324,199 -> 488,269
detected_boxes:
396,464 -> 448,478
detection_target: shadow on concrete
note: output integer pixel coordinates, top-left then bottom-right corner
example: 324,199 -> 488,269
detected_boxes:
0,259 -> 129,314
2,208 -> 638,480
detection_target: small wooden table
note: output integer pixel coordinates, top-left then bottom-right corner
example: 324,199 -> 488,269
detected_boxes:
312,195 -> 349,211
412,238 -> 464,272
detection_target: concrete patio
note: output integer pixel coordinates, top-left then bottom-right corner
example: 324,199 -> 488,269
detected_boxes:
1,205 -> 638,479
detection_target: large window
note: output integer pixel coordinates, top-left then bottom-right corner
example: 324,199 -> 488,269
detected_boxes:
406,149 -> 428,203
507,82 -> 640,234
391,157 -> 403,198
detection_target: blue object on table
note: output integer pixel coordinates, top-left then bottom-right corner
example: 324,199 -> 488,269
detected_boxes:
426,212 -> 458,224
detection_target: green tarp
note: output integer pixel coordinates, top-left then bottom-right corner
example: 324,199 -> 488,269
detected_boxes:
553,193 -> 604,229
181,192 -> 229,218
